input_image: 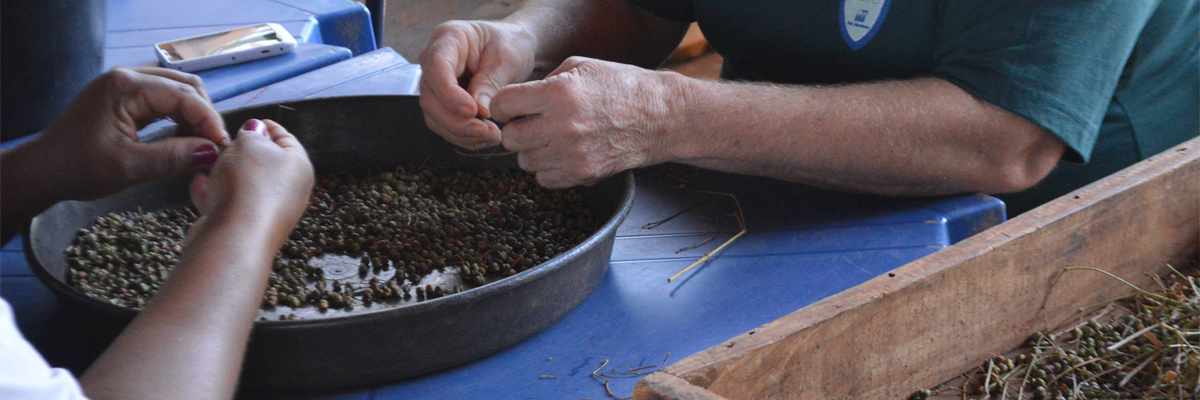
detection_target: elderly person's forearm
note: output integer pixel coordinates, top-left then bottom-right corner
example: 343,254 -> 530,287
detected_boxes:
661,76 -> 1066,196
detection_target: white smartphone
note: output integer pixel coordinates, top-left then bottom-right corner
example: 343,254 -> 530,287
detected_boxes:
154,23 -> 297,73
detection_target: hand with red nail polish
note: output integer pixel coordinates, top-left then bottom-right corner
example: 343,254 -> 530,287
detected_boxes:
1,66 -> 229,231
241,119 -> 268,138
0,69 -> 313,400
192,144 -> 219,168
188,118 -> 314,241
76,118 -> 311,400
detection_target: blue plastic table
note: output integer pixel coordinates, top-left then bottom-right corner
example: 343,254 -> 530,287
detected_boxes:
104,0 -> 377,103
107,0 -> 375,56
0,51 -> 1007,400
2,0 -> 370,144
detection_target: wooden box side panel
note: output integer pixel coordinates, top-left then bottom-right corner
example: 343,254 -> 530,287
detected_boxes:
635,138 -> 1200,399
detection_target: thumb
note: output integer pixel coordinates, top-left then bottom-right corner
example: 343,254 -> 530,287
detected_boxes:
466,64 -> 518,119
125,136 -> 220,184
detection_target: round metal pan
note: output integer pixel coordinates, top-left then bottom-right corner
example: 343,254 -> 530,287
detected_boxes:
24,95 -> 635,391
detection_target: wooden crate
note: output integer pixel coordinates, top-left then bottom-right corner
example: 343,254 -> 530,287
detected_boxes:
634,137 -> 1200,400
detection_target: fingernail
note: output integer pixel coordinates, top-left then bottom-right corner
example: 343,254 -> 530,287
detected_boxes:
467,121 -> 488,138
242,119 -> 267,137
457,104 -> 475,117
476,95 -> 493,119
193,144 -> 218,167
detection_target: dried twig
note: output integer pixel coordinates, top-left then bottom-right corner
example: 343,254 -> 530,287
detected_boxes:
675,216 -> 721,254
1118,351 -> 1157,387
1065,267 -> 1180,305
588,354 -> 671,400
668,231 -> 745,283
453,148 -> 516,159
913,265 -> 1200,400
668,192 -> 747,283
1106,322 -> 1164,352
642,200 -> 703,230
275,104 -> 295,124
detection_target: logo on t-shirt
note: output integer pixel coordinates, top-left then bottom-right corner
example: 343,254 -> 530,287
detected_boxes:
840,0 -> 891,51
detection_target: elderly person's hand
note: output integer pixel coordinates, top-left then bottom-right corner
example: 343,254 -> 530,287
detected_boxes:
490,57 -> 684,188
418,20 -> 537,150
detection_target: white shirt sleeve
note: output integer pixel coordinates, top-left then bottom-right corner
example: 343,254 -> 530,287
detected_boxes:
0,297 -> 89,400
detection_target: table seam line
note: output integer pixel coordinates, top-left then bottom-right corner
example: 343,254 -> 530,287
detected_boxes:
615,218 -> 945,239
610,243 -> 943,264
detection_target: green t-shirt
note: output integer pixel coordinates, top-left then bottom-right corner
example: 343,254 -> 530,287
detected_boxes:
627,0 -> 1199,215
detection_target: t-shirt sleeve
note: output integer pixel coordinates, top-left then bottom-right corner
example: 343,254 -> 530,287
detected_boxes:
932,0 -> 1160,163
0,298 -> 89,400
623,0 -> 695,23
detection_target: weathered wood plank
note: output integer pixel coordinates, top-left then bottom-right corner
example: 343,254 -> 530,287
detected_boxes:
634,372 -> 731,400
635,137 -> 1200,399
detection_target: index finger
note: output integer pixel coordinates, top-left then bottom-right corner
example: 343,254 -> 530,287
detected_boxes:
128,66 -> 213,103
490,79 -> 549,123
121,71 -> 229,147
419,36 -> 478,118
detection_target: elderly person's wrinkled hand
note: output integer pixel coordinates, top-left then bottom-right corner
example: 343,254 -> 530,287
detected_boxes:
490,57 -> 684,188
418,20 -> 537,150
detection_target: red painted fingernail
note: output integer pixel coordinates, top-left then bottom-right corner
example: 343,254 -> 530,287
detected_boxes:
193,144 -> 218,167
242,119 -> 267,137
